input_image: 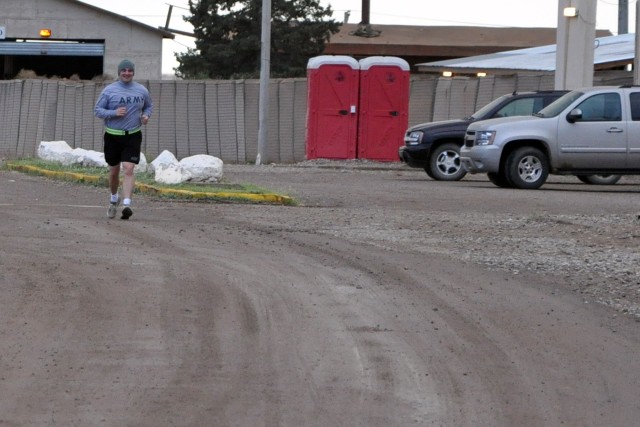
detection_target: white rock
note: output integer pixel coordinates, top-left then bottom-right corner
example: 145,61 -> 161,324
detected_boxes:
37,141 -> 76,165
154,162 -> 192,184
35,142 -> 223,184
134,153 -> 148,174
149,150 -> 179,173
72,148 -> 108,168
179,154 -> 223,183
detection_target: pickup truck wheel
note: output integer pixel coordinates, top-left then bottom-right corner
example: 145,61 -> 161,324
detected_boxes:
576,174 -> 622,185
505,147 -> 548,189
487,172 -> 512,188
428,143 -> 467,181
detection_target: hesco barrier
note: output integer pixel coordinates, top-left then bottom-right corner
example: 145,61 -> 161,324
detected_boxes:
0,73 -> 629,163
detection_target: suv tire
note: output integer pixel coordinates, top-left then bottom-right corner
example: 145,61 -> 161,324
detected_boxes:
427,143 -> 467,181
487,172 -> 513,188
505,147 -> 549,189
576,174 -> 622,185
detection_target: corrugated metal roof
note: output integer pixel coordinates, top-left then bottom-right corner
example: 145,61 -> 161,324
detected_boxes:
0,41 -> 104,56
415,33 -> 635,75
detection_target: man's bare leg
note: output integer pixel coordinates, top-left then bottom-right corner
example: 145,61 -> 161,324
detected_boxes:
107,164 -> 121,219
120,162 -> 135,220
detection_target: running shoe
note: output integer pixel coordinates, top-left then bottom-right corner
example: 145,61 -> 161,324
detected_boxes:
121,206 -> 133,220
107,199 -> 120,219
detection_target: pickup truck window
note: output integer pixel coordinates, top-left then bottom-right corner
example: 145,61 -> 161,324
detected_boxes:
630,92 -> 640,121
538,91 -> 583,117
576,93 -> 621,122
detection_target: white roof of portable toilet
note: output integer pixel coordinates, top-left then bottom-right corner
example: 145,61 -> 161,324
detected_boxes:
307,55 -> 360,70
359,56 -> 410,71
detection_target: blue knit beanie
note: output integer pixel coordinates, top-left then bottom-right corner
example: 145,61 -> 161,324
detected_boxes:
118,59 -> 135,73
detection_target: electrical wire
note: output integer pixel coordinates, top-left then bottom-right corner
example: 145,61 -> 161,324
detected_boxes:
331,8 -> 528,28
598,0 -> 637,6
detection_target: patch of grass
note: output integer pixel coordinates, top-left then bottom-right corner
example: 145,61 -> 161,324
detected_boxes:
3,158 -> 296,206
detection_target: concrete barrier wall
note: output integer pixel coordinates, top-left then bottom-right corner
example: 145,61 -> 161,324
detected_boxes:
0,73 -> 627,163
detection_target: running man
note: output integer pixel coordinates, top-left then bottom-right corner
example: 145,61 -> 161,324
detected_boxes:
94,59 -> 153,220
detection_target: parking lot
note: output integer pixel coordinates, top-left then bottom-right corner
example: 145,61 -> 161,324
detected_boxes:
1,162 -> 639,426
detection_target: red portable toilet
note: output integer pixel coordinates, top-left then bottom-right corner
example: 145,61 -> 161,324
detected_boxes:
306,55 -> 360,160
357,57 -> 410,161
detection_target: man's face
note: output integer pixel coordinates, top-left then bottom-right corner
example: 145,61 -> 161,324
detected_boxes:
119,68 -> 134,83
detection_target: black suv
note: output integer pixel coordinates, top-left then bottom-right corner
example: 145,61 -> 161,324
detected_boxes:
399,90 -> 568,181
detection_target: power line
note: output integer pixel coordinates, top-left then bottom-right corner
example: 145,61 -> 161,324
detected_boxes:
331,8 -> 542,28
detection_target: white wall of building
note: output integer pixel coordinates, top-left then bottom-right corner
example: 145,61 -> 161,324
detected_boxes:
1,0 -> 168,80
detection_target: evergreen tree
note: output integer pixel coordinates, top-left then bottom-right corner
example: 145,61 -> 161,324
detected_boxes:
176,0 -> 341,79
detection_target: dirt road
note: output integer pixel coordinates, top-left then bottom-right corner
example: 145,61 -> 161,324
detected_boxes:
1,163 -> 639,426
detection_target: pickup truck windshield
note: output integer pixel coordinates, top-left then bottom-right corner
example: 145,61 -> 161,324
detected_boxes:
535,91 -> 584,117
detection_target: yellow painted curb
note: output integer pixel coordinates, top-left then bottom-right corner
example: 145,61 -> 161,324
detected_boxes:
8,164 -> 104,184
6,163 -> 294,205
135,182 -> 293,204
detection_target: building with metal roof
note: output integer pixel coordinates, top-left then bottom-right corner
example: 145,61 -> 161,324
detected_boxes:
1,0 -> 174,80
415,33 -> 636,77
324,23 -> 612,73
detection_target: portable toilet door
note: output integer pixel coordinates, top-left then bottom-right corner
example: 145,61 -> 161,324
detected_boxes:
306,56 -> 360,160
357,57 -> 410,161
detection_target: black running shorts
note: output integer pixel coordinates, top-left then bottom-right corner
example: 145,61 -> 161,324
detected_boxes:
104,131 -> 143,166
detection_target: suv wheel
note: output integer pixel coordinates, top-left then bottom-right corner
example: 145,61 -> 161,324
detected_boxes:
576,174 -> 622,185
426,143 -> 467,181
487,172 -> 512,188
505,147 -> 549,189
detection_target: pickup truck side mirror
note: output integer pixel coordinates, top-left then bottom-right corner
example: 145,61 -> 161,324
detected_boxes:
566,108 -> 582,123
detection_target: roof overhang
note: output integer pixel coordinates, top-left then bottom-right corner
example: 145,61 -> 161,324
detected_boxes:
70,0 -> 175,39
0,40 -> 104,56
325,24 -> 565,59
416,33 -> 633,75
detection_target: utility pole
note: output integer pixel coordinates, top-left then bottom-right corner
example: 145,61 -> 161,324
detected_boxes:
256,0 -> 271,165
619,0 -> 629,34
634,1 -> 640,83
555,0 -> 597,90
360,0 -> 370,25
350,0 -> 380,38
162,4 -> 195,37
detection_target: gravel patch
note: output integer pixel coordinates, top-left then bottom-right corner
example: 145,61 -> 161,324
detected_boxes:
259,160 -> 640,319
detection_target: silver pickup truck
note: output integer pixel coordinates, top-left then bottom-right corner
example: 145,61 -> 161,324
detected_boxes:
459,86 -> 640,189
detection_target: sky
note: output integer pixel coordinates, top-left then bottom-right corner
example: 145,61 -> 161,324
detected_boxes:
77,0 -> 634,75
